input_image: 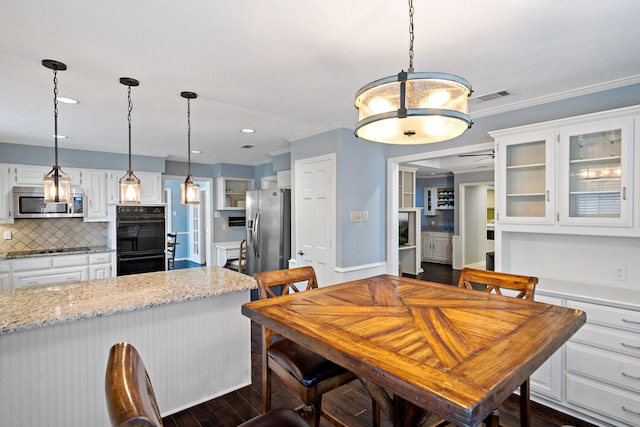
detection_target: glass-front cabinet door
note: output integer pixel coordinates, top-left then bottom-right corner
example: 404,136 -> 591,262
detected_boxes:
558,117 -> 633,226
495,130 -> 556,224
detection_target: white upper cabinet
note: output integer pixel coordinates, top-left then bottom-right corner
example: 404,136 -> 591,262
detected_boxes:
491,105 -> 639,233
216,177 -> 254,210
13,164 -> 82,186
399,167 -> 416,208
557,116 -> 633,227
0,164 -> 12,223
83,169 -> 108,221
493,129 -> 556,224
107,170 -> 162,205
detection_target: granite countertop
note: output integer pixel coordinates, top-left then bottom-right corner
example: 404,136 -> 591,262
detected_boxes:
0,266 -> 257,335
421,228 -> 453,233
0,245 -> 114,260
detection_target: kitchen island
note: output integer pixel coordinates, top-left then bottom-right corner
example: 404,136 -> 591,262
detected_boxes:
0,266 -> 256,427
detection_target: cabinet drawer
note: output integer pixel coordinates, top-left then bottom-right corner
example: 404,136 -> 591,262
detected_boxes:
52,254 -> 89,268
571,323 -> 640,358
10,257 -> 52,271
567,374 -> 640,426
568,300 -> 640,332
13,267 -> 88,288
89,252 -> 111,264
567,342 -> 640,393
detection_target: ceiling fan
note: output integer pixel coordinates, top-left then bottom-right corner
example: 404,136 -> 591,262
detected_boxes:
458,150 -> 495,161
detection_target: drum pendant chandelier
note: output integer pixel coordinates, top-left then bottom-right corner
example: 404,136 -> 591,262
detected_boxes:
354,0 -> 473,145
180,91 -> 200,204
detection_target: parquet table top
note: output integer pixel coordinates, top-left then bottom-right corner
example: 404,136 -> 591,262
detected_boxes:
242,275 -> 586,427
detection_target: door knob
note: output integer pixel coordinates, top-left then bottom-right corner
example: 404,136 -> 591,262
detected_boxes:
298,250 -> 304,255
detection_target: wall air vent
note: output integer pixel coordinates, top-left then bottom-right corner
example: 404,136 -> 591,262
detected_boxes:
469,90 -> 512,104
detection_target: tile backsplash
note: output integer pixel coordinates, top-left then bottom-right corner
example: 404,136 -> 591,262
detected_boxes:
0,219 -> 108,253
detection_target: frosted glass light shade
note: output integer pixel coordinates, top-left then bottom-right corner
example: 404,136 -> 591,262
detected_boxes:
354,71 -> 472,144
181,178 -> 200,204
43,167 -> 71,203
119,171 -> 141,204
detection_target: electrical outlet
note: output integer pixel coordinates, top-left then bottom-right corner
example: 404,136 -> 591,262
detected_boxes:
3,230 -> 11,240
614,265 -> 626,281
350,211 -> 362,222
363,211 -> 369,221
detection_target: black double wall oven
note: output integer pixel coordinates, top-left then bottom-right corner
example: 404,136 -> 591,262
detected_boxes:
116,205 -> 166,276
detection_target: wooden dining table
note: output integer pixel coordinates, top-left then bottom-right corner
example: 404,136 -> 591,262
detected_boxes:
241,274 -> 586,427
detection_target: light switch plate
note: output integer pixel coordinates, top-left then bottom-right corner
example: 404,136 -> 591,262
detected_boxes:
350,211 -> 362,222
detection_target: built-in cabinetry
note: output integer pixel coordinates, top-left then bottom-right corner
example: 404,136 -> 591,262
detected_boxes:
0,164 -> 163,223
492,106 -> 636,231
0,260 -> 9,291
436,187 -> 454,210
398,208 -> 422,275
0,164 -> 11,224
0,252 -> 113,289
530,286 -> 640,426
423,187 -> 437,216
421,231 -> 452,264
216,177 -> 254,210
399,167 -> 416,208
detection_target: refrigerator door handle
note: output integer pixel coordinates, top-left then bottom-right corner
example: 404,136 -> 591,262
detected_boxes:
253,210 -> 261,258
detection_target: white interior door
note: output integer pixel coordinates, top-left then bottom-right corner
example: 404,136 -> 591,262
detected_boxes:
294,154 -> 336,286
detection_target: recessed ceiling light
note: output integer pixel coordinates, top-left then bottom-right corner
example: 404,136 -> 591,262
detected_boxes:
51,134 -> 67,139
240,128 -> 255,133
240,144 -> 255,149
191,150 -> 201,154
57,97 -> 78,104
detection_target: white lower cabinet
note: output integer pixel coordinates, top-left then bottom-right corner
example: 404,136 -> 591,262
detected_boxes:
0,260 -> 9,291
530,295 -> 563,401
89,252 -> 112,279
531,293 -> 640,426
5,252 -> 113,288
421,232 -> 452,263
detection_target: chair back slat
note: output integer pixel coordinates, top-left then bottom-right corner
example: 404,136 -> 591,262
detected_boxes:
254,266 -> 318,300
458,267 -> 538,300
105,343 -> 163,427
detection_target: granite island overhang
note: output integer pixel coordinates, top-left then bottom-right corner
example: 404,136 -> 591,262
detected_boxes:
0,266 -> 257,427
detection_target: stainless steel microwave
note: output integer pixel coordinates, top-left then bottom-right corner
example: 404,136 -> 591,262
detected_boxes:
12,186 -> 84,218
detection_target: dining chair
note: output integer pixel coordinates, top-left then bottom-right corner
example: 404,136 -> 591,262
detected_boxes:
105,342 -> 311,427
254,266 -> 358,427
225,239 -> 247,274
167,233 -> 178,270
458,267 -> 539,427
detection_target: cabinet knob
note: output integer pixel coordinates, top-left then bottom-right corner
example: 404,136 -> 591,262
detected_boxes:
297,250 -> 304,256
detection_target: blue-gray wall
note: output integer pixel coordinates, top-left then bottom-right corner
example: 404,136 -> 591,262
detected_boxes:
291,128 -> 386,269
0,143 -> 165,172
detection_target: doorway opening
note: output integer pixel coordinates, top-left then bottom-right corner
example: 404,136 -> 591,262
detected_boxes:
163,175 -> 213,269
388,142 -> 494,276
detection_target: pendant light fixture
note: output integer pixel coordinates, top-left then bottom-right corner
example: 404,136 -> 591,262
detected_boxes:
42,59 -> 71,203
119,77 -> 141,204
354,0 -> 473,145
180,91 -> 200,204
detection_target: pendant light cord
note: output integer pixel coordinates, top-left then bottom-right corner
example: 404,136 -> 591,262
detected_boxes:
187,97 -> 192,177
127,85 -> 133,173
408,0 -> 414,73
52,68 -> 59,172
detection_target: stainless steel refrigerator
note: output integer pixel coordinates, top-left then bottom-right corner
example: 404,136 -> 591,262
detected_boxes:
245,189 -> 291,277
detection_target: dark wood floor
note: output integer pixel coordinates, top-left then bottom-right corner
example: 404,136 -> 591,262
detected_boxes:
162,262 -> 595,427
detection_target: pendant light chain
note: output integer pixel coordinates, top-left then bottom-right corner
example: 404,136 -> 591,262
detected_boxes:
187,97 -> 192,177
127,84 -> 133,173
52,68 -> 60,171
408,0 -> 414,72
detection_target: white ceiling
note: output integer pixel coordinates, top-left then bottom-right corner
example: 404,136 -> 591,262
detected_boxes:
1,0 -> 639,167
